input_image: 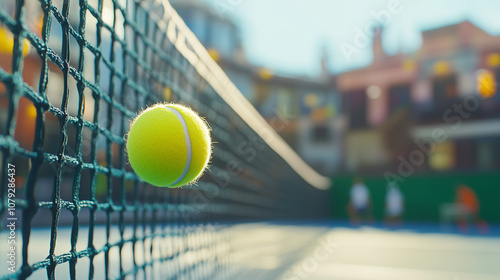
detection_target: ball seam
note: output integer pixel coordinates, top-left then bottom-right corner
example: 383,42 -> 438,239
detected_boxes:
165,106 -> 192,186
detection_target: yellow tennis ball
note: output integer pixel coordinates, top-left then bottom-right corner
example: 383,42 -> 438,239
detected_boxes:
126,103 -> 211,187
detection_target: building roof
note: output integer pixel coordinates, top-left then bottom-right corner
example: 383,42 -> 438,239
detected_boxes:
218,56 -> 332,90
334,20 -> 500,91
170,0 -> 236,26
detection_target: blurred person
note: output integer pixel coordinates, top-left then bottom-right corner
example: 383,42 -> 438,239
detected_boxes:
455,184 -> 489,234
347,177 -> 372,225
384,182 -> 404,226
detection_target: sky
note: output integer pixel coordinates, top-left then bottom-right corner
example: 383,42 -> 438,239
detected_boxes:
204,0 -> 500,76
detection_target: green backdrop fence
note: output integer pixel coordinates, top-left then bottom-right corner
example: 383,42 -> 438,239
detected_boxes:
331,171 -> 500,223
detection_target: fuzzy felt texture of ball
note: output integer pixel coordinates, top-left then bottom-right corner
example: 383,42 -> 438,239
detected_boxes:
126,103 -> 211,187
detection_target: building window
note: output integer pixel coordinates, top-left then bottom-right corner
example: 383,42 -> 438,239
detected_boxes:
255,83 -> 270,106
493,67 -> 500,102
429,142 -> 455,170
388,84 -> 411,114
455,140 -> 476,170
312,124 -> 331,143
432,75 -> 458,100
254,83 -> 274,117
277,88 -> 298,118
477,138 -> 500,169
345,89 -> 367,129
209,21 -> 235,56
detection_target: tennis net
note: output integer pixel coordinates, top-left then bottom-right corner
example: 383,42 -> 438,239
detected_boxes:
0,0 -> 331,279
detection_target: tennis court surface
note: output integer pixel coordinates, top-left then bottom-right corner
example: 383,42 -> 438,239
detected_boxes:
283,224 -> 500,280
2,223 -> 499,279
1,0 -> 500,279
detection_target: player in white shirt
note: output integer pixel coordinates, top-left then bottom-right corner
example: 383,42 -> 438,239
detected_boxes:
385,182 -> 404,226
348,178 -> 372,225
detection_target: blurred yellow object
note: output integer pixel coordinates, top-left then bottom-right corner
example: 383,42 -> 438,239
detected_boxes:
487,53 -> 500,68
0,26 -> 30,57
304,93 -> 319,108
476,69 -> 496,98
26,102 -> 37,119
163,86 -> 172,100
429,142 -> 455,170
36,15 -> 44,36
208,48 -> 220,62
433,61 -> 450,75
258,68 -> 273,80
403,59 -> 415,72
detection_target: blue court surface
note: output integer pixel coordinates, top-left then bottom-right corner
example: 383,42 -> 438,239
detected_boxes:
280,222 -> 500,280
2,222 -> 499,280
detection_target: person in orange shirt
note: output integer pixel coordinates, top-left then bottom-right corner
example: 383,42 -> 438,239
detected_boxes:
455,185 -> 489,234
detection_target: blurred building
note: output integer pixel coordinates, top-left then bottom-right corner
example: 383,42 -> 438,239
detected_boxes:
336,22 -> 500,174
172,0 -> 343,174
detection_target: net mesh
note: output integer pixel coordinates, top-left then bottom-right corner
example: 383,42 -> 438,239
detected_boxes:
0,0 -> 330,279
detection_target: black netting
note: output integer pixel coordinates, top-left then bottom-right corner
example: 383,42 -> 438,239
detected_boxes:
0,0 -> 330,279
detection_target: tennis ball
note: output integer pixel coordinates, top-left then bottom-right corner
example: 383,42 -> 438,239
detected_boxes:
126,103 -> 211,187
